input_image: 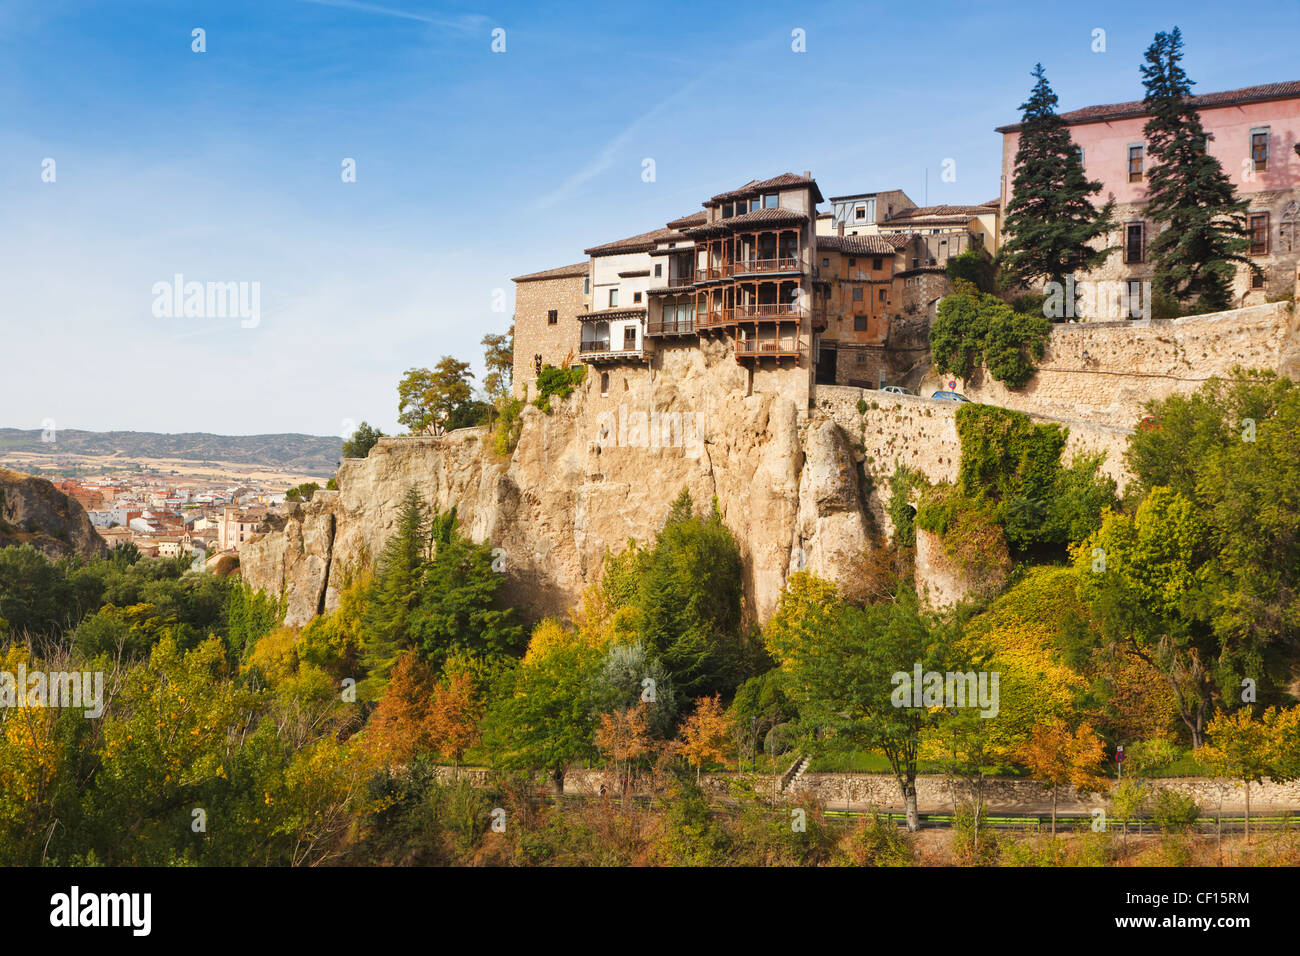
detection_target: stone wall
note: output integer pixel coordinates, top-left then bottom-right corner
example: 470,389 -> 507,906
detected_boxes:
512,272 -> 586,400
948,301 -> 1299,428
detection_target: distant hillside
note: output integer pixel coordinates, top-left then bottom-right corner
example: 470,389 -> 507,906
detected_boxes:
0,428 -> 342,475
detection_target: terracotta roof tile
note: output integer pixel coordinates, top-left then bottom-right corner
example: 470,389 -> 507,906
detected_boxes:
708,172 -> 824,205
584,226 -> 685,257
512,261 -> 589,283
816,234 -> 907,255
888,205 -> 996,220
996,80 -> 1300,132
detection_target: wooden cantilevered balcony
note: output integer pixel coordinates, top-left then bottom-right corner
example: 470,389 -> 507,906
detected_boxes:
732,255 -> 801,276
733,302 -> 806,321
734,335 -> 802,360
645,317 -> 696,336
579,340 -> 645,362
695,307 -> 735,330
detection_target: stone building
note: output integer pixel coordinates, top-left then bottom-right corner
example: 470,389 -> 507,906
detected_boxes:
996,79 -> 1300,311
510,261 -> 589,399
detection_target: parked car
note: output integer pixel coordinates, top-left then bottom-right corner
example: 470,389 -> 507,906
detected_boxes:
931,390 -> 971,402
881,385 -> 911,395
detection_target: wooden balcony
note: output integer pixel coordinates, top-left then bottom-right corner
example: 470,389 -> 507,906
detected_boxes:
735,336 -> 802,359
579,340 -> 645,362
646,318 -> 696,336
696,308 -> 735,330
734,302 -> 806,321
696,266 -> 728,282
733,256 -> 801,275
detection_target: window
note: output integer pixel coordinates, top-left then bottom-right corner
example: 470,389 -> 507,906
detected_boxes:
547,309 -> 557,325
600,372 -> 609,395
654,264 -> 662,278
1127,280 -> 1143,317
822,257 -> 829,268
763,194 -> 778,209
583,277 -> 590,295
623,326 -> 637,349
854,315 -> 866,331
1252,270 -> 1266,290
609,288 -> 619,307
849,258 -> 856,267
856,351 -> 866,365
855,206 -> 866,221
1076,146 -> 1085,167
723,203 -> 734,218
633,291 -> 642,304
872,256 -> 883,270
1128,144 -> 1144,182
878,289 -> 886,302
750,198 -> 762,212
1251,128 -> 1270,171
1249,212 -> 1270,255
1125,222 -> 1144,264
852,287 -> 863,301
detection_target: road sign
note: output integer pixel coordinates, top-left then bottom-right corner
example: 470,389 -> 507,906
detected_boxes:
1116,745 -> 1126,763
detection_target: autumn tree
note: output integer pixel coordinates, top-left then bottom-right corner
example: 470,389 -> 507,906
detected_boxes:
595,703 -> 655,802
1197,706 -> 1295,839
1021,718 -> 1108,835
365,649 -> 437,765
481,331 -> 514,406
427,658 -> 484,775
675,694 -> 733,784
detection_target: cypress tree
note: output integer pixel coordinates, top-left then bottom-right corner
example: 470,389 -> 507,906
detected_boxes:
360,486 -> 431,697
1140,27 -> 1256,312
1001,64 -> 1116,291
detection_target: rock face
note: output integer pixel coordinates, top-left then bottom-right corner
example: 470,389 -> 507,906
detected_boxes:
242,340 -> 883,628
0,468 -> 107,560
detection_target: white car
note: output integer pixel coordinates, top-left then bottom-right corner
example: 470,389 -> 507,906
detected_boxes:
881,385 -> 911,395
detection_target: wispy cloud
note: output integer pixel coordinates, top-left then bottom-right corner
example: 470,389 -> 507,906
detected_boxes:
294,0 -> 488,35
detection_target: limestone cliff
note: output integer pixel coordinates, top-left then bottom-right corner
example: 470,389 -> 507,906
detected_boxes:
0,468 -> 107,560
243,340 -> 879,628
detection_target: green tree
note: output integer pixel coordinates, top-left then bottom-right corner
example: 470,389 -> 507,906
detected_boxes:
397,358 -> 476,434
342,421 -> 385,460
1076,488 -> 1217,746
360,488 -> 431,697
483,638 -> 603,800
764,574 -> 968,831
481,330 -> 514,406
635,490 -> 748,698
1140,28 -> 1255,311
999,64 -> 1116,289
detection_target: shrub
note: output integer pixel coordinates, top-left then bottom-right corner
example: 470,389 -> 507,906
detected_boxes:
1151,789 -> 1201,834
492,398 -> 525,456
930,289 -> 1051,388
533,364 -> 587,412
847,813 -> 916,866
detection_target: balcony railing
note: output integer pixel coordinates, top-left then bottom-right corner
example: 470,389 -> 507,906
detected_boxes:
696,266 -> 727,281
735,336 -> 802,357
733,256 -> 801,275
580,340 -> 641,355
696,308 -> 735,328
646,319 -> 695,336
734,302 -> 806,320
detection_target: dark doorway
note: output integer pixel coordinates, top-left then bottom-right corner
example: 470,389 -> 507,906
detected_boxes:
815,343 -> 837,385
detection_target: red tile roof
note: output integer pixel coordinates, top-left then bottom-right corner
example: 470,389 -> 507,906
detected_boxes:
817,234 -> 908,255
584,225 -> 687,257
665,210 -> 707,228
996,80 -> 1300,132
887,205 -> 996,220
512,261 -> 589,283
708,172 -> 825,205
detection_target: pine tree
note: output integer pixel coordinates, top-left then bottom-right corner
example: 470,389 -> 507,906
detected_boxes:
1140,27 -> 1256,311
359,487 -> 431,697
1001,64 -> 1116,290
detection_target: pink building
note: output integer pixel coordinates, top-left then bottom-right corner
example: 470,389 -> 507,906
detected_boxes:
997,80 -> 1300,307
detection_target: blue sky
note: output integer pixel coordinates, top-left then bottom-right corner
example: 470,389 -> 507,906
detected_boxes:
2,0 -> 1297,437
